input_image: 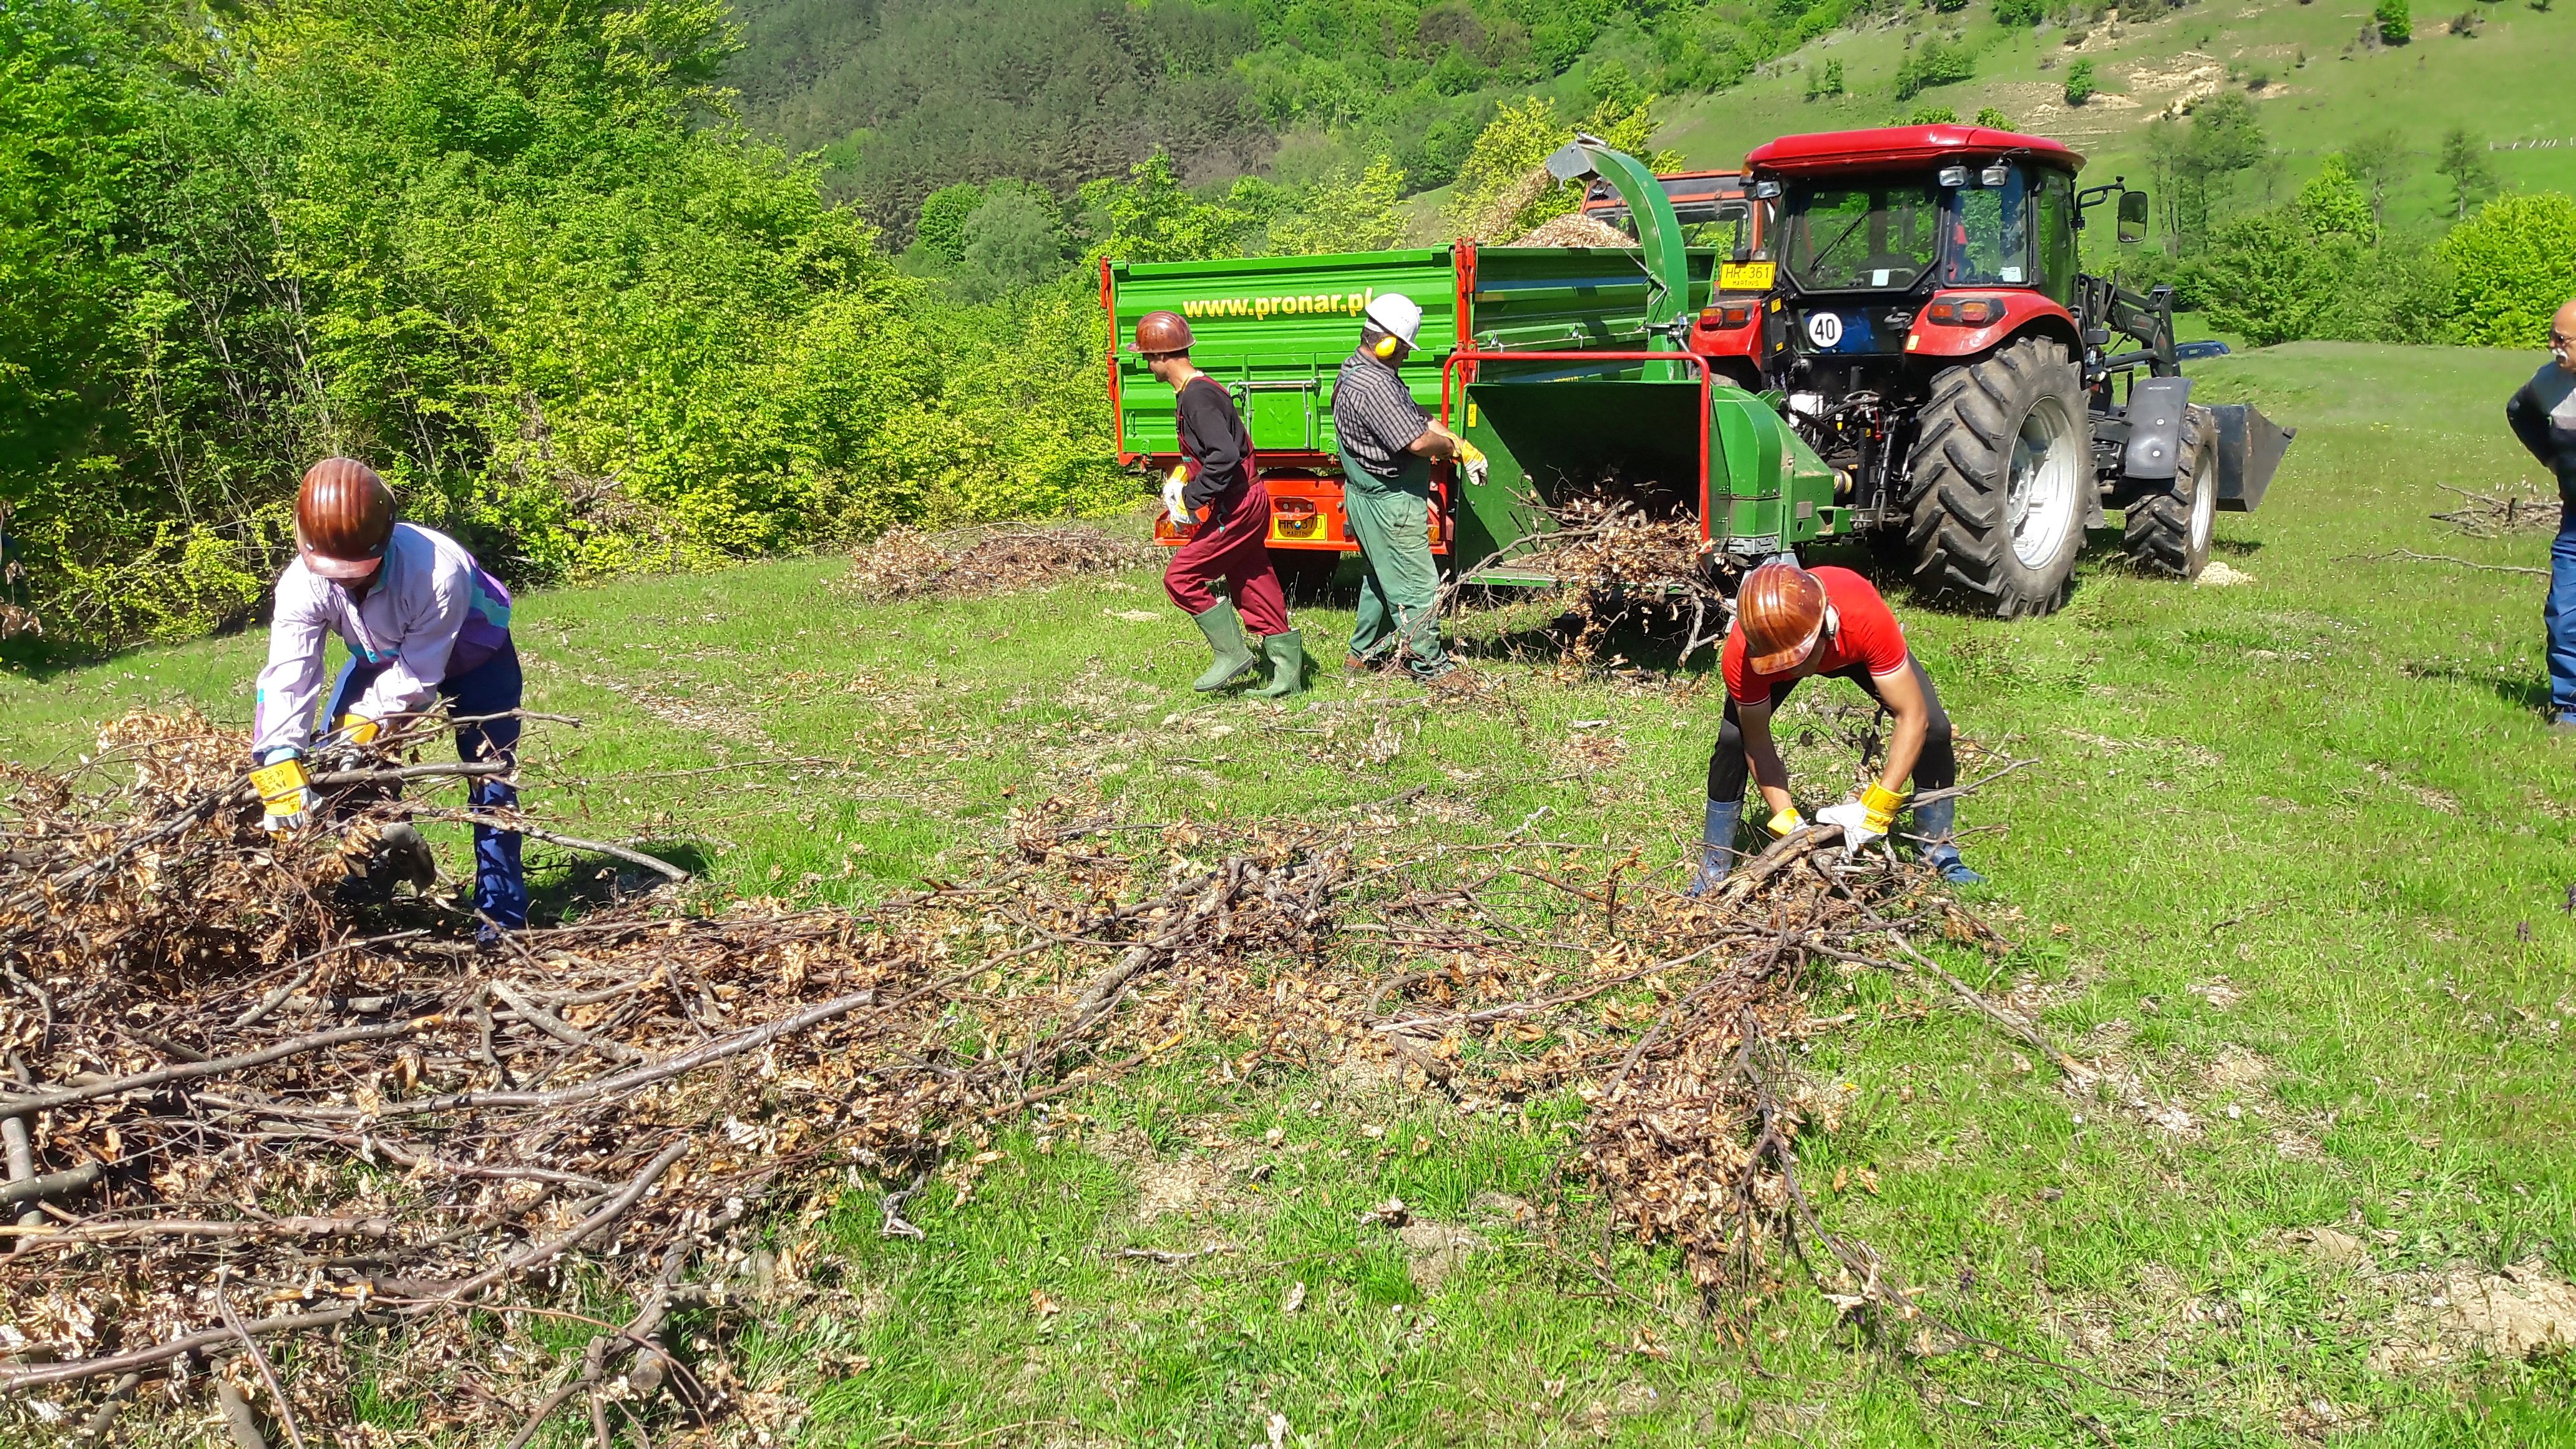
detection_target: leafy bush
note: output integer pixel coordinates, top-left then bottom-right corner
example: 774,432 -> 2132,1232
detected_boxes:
2441,191 -> 2576,346
2064,59 -> 2097,104
1995,0 -> 2049,25
0,0 -> 1137,646
1974,107 -> 2014,128
2376,0 -> 2413,41
1895,39 -> 1976,100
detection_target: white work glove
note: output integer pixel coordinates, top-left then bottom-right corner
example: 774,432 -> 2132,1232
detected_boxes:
1816,784 -> 1907,858
1813,800 -> 1885,856
251,748 -> 314,834
1162,466 -> 1193,527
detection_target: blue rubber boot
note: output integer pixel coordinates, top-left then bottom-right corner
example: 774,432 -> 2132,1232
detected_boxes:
1911,796 -> 1984,884
1684,799 -> 1743,897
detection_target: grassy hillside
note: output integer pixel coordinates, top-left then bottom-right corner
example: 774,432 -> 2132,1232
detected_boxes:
8,343 -> 2576,1444
1657,0 -> 2576,238
722,0 -> 2576,249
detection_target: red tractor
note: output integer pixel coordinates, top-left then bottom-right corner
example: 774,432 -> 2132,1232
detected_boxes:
1742,125 -> 2292,616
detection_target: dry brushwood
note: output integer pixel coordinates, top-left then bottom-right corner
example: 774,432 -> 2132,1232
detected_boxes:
1,711 -> 2067,1439
2431,483 -> 2561,537
840,522 -> 1156,600
1449,494 -> 1736,670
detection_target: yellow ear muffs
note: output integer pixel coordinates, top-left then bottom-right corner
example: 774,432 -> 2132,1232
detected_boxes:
1373,334 -> 1402,359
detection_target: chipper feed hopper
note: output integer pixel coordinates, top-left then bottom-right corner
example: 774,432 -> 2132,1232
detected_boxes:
1103,137 -> 1840,587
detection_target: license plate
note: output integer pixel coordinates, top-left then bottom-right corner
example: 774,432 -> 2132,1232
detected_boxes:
1719,261 -> 1776,291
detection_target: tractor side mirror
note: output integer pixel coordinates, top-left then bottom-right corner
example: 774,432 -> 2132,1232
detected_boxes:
1750,180 -> 1782,200
2117,189 -> 2149,245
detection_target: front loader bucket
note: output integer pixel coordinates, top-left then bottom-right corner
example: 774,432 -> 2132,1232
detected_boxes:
2208,402 -> 2293,514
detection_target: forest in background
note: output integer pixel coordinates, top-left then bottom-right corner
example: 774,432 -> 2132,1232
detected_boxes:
7,0 -> 2576,653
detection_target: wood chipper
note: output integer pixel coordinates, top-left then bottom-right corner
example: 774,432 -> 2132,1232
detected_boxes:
1101,136 -> 1837,589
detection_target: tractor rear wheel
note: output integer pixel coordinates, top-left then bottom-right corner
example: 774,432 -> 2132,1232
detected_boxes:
2122,404 -> 2217,580
1903,337 -> 2091,618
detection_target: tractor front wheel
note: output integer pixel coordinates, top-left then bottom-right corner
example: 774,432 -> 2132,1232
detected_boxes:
2122,404 -> 2217,580
1903,338 -> 2091,618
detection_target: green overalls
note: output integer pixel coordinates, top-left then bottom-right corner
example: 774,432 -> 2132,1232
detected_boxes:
1336,447 -> 1448,677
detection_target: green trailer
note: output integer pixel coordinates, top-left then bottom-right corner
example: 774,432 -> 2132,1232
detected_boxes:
1103,142 -> 1841,585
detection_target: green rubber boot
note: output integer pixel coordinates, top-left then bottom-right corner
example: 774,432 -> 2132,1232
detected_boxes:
1189,602 -> 1258,691
1251,630 -> 1308,698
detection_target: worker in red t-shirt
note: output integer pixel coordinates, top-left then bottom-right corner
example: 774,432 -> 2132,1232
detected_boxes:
1688,560 -> 1981,892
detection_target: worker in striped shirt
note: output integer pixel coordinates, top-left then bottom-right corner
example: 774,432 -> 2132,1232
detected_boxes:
1327,293 -> 1483,682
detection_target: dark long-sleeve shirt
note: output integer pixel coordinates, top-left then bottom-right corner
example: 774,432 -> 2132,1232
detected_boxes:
2505,361 -> 2576,509
1176,376 -> 1251,513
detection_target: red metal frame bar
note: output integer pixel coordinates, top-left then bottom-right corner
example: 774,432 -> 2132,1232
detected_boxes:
1437,349 -> 1717,544
1100,257 -> 1132,464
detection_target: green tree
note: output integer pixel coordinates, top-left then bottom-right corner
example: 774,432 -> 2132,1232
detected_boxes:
2434,126 -> 2497,219
2376,0 -> 2413,41
1268,157 -> 1411,255
2295,155 -> 2378,243
1974,107 -> 2014,129
1078,153 -> 1274,263
915,183 -> 988,264
2440,190 -> 2576,346
953,183 -> 1068,302
2340,130 -> 2407,227
1895,39 -> 1975,100
2063,59 -> 2097,105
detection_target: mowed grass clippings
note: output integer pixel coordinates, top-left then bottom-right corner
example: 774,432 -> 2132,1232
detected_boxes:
2,342 -> 2575,1444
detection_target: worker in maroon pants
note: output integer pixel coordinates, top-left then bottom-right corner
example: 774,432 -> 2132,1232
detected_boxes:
1136,310 -> 1305,697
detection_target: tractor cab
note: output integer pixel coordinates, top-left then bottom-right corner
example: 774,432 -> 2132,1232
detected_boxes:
1754,128 -> 2085,388
1737,124 -> 2291,617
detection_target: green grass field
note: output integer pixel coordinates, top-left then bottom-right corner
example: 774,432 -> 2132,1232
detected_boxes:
7,341 -> 2576,1445
1653,0 -> 2576,244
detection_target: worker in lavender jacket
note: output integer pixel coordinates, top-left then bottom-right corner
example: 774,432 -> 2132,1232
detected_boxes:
248,458 -> 526,937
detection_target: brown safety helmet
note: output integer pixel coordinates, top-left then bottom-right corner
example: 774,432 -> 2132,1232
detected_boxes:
1736,562 -> 1830,675
295,457 -> 396,580
1132,311 -> 1194,356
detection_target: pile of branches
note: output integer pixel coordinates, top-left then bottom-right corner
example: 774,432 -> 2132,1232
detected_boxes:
840,522 -> 1155,601
1,714 -> 2052,1441
1458,495 -> 1734,668
2432,483 -> 2561,537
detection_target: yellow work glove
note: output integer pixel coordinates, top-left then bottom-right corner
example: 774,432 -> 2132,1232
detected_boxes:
1764,805 -> 1805,838
336,713 -> 383,748
250,753 -> 313,834
1860,783 -> 1908,834
1454,440 -> 1486,467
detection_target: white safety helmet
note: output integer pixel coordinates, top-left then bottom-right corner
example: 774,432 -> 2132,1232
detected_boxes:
1362,292 -> 1425,348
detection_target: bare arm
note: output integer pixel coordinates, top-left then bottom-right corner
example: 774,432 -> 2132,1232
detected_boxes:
1868,663 -> 1931,797
1734,700 -> 1797,821
1405,420 -> 1466,459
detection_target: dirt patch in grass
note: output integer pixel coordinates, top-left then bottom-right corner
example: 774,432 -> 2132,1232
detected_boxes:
2368,1260 -> 2576,1370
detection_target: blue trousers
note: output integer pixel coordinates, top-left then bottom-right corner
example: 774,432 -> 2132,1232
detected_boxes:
325,642 -> 527,929
2551,524 -> 2576,721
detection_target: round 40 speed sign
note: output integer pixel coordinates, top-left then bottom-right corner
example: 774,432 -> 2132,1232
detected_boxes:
1804,311 -> 1845,349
